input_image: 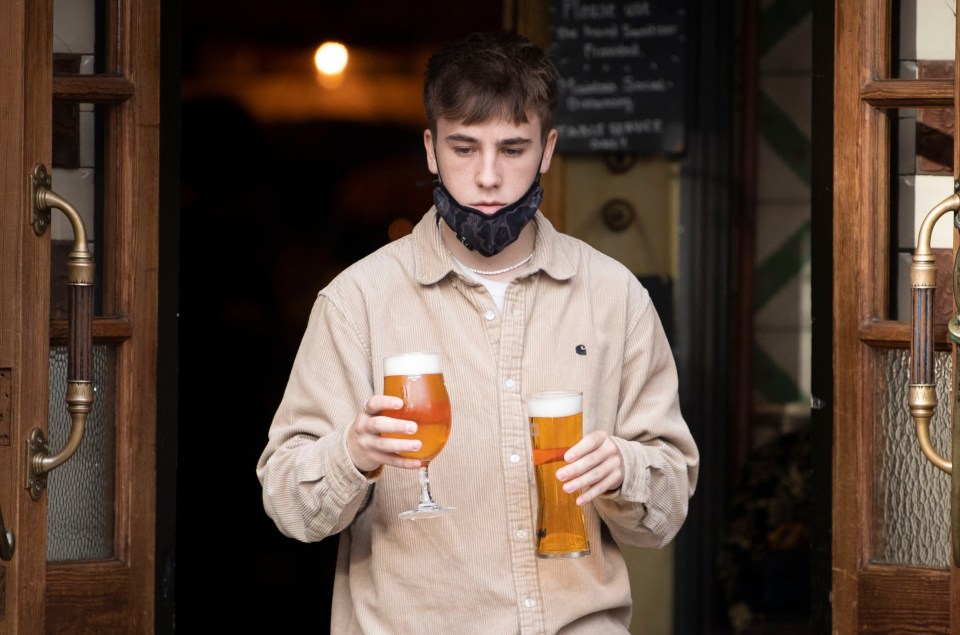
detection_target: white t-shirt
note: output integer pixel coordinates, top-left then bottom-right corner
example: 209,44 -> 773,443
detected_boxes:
454,257 -> 509,311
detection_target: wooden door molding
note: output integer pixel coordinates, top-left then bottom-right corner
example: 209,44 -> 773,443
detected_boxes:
43,1 -> 162,632
833,0 -> 957,632
0,0 -> 54,630
0,1 -> 160,632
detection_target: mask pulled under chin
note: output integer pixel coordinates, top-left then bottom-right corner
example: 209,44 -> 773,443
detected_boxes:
432,180 -> 544,257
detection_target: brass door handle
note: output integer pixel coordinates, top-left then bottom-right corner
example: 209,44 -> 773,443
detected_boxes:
909,191 -> 960,568
908,193 -> 960,473
25,164 -> 95,500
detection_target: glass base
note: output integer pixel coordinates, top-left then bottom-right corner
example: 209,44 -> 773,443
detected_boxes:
398,504 -> 456,520
536,548 -> 590,559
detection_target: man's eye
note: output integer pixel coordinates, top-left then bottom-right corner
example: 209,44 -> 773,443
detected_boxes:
453,147 -> 473,155
503,148 -> 523,157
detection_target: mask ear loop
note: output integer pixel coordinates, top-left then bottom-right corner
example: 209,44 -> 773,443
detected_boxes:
433,140 -> 443,185
416,141 -> 443,188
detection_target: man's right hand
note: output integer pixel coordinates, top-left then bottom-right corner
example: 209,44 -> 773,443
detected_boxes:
347,395 -> 423,473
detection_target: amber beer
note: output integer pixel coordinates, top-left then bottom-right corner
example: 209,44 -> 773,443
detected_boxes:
382,352 -> 451,462
528,391 -> 590,558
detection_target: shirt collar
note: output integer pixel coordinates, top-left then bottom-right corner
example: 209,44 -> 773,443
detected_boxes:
414,207 -> 578,285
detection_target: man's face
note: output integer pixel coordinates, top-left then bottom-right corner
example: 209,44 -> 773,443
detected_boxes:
424,116 -> 558,215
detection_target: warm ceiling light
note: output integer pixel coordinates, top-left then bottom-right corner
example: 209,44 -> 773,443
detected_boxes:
314,42 -> 348,76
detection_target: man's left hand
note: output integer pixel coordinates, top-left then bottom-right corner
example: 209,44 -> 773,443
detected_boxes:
555,431 -> 625,506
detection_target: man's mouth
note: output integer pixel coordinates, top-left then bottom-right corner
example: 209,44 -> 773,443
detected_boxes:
472,202 -> 504,214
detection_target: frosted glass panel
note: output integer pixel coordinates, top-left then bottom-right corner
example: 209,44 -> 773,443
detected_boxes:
47,344 -> 116,562
874,348 -> 951,568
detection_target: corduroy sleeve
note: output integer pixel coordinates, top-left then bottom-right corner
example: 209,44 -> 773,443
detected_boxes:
591,284 -> 700,549
256,293 -> 380,542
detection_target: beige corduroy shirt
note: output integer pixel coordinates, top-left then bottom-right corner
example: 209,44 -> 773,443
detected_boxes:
257,209 -> 699,635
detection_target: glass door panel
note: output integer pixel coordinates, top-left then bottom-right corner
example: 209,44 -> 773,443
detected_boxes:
874,348 -> 951,568
49,0 -> 117,564
46,345 -> 116,561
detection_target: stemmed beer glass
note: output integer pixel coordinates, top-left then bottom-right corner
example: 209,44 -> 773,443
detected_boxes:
382,352 -> 455,519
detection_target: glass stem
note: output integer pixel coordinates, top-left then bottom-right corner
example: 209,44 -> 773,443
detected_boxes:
417,463 -> 436,509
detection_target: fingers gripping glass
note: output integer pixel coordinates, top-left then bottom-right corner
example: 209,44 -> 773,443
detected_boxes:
382,352 -> 455,519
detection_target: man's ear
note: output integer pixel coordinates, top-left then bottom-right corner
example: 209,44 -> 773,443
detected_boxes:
423,129 -> 438,175
539,128 -> 559,174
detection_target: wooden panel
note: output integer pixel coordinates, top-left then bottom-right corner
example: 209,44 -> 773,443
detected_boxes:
43,0 -> 162,632
1,0 -> 57,632
52,76 -> 135,103
48,318 -> 133,345
835,0 -> 955,632
859,320 -> 951,349
861,78 -> 953,107
832,0 -> 868,631
858,566 -> 950,634
954,569 -> 960,635
118,0 -> 161,625
45,562 -> 131,634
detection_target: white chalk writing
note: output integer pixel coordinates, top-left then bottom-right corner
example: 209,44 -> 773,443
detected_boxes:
561,0 -> 617,20
562,77 -> 619,95
621,76 -> 668,93
583,42 -> 642,59
566,95 -> 635,114
623,1 -> 652,18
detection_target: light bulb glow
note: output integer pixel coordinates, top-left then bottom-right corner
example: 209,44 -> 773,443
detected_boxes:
314,42 -> 348,76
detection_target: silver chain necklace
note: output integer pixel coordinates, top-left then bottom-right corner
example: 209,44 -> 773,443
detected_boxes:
439,223 -> 533,276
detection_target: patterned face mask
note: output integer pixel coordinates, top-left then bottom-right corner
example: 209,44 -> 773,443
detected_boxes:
432,177 -> 543,257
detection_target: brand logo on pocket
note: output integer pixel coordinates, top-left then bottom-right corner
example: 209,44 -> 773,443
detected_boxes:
575,344 -> 587,355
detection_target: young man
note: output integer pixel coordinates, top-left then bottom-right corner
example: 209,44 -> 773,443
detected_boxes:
257,31 -> 699,634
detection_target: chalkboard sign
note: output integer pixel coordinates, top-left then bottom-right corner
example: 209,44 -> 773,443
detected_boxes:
548,0 -> 687,155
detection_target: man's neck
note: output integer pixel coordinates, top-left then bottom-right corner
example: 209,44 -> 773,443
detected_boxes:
440,219 -> 536,281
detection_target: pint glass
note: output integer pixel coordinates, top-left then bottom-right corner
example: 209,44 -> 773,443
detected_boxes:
528,391 -> 590,558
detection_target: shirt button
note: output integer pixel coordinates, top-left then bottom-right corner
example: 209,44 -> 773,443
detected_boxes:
484,310 -> 496,321
509,453 -> 521,464
503,377 -> 515,389
515,529 -> 527,539
524,598 -> 536,608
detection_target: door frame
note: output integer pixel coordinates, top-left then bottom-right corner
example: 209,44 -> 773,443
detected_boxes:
831,0 -> 957,632
0,1 -> 162,632
810,0 -> 834,632
155,0 -> 181,630
0,0 -> 51,627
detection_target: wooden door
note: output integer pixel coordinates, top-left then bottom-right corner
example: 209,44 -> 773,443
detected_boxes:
833,0 -> 959,632
0,0 -> 160,632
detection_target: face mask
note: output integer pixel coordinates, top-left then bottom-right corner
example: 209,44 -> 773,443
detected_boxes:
432,176 -> 544,258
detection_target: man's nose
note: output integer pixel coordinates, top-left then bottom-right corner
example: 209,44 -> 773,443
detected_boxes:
476,155 -> 501,189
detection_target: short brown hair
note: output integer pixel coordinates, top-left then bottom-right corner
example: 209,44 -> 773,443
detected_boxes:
423,31 -> 559,141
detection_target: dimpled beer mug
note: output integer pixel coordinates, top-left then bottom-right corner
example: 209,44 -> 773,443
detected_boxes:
528,391 -> 590,558
382,352 -> 455,520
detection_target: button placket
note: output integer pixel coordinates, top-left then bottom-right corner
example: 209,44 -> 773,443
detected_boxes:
497,280 -> 544,634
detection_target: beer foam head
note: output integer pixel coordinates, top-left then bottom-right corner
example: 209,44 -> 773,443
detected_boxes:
383,351 -> 442,376
526,391 -> 582,418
